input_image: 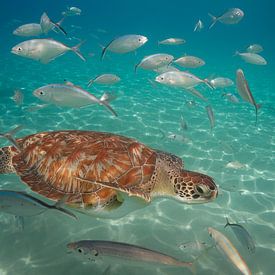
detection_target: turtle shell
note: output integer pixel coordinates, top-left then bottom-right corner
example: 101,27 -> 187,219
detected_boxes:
12,131 -> 157,207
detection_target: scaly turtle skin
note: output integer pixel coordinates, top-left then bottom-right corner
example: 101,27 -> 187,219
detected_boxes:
0,130 -> 218,213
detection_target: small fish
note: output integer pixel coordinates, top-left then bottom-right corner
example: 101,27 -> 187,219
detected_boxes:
236,69 -> 260,124
187,88 -> 208,102
205,105 -> 215,131
225,218 -> 255,254
208,227 -> 252,275
135,54 -> 174,72
160,130 -> 192,144
153,65 -> 179,74
87,74 -> 121,87
155,71 -> 213,90
209,8 -> 244,29
184,100 -> 197,108
180,115 -> 188,131
246,44 -> 263,54
209,77 -> 234,89
67,240 -> 193,269
13,23 -> 42,37
225,161 -> 248,169
101,35 -> 148,60
179,241 -> 207,251
11,39 -> 85,63
174,55 -> 205,68
235,51 -> 267,65
194,20 -> 204,32
33,82 -> 117,116
0,190 -> 77,220
62,6 -> 81,16
222,93 -> 239,103
11,89 -> 24,106
158,38 -> 185,45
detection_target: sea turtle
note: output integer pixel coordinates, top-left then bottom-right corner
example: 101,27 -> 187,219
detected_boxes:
0,128 -> 218,218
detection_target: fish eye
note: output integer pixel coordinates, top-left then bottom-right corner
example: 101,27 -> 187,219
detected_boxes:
18,47 -> 22,51
78,248 -> 83,253
138,38 -> 141,42
39,91 -> 45,95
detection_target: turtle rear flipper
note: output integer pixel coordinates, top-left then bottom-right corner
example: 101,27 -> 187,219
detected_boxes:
0,146 -> 16,174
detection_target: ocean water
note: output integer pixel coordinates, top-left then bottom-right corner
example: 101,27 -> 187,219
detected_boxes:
0,0 -> 274,274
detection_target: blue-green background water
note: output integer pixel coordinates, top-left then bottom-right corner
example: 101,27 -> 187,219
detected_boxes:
0,0 -> 275,274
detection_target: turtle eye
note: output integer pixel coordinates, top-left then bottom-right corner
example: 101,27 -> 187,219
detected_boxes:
195,184 -> 210,196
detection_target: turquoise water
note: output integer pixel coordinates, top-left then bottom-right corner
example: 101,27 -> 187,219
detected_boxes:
0,1 -> 275,274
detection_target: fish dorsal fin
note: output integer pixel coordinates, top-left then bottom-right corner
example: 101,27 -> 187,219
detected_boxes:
75,176 -> 151,202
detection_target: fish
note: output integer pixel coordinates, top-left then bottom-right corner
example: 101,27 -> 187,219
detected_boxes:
62,6 -> 81,16
40,12 -> 67,36
180,115 -> 188,131
246,44 -> 263,54
187,88 -> 208,102
135,54 -> 174,72
225,161 -> 248,169
67,240 -> 193,269
155,71 -> 213,90
11,39 -> 85,63
224,218 -> 255,254
236,69 -> 260,124
160,130 -> 192,144
205,105 -> 215,131
13,23 -> 42,37
158,38 -> 185,45
209,77 -> 234,89
87,74 -> 121,87
11,89 -> 24,106
0,190 -> 77,220
101,35 -> 148,60
194,20 -> 204,32
153,65 -> 179,74
174,55 -> 205,68
235,51 -> 267,65
209,8 -> 244,29
208,227 -> 251,275
222,93 -> 239,103
179,241 -> 207,251
184,100 -> 197,108
33,82 -> 117,116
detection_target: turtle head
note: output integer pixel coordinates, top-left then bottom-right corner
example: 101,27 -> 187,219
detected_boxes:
172,170 -> 218,204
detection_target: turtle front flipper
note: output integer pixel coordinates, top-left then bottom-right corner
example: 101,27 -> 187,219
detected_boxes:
0,146 -> 17,174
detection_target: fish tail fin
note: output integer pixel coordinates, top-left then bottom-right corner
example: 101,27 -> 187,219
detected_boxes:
71,41 -> 86,61
203,78 -> 214,90
101,45 -> 108,60
100,97 -> 118,117
0,125 -> 23,151
208,13 -> 217,29
52,197 -> 78,220
51,18 -> 67,35
224,217 -> 230,228
87,79 -> 94,87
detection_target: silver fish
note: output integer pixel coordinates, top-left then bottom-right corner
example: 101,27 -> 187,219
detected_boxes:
158,38 -> 185,45
180,115 -> 188,131
11,89 -> 24,106
187,88 -> 208,102
210,77 -> 234,89
87,74 -> 121,87
67,240 -> 193,268
33,82 -> 117,116
225,218 -> 255,254
184,100 -> 197,108
209,8 -> 244,29
160,130 -> 192,144
246,44 -> 263,54
236,69 -> 260,124
222,93 -> 239,103
205,105 -> 215,131
235,51 -> 267,65
194,19 -> 204,32
13,23 -> 42,37
179,241 -> 207,251
135,53 -> 174,72
62,6 -> 81,16
11,39 -> 85,63
225,161 -> 248,169
155,71 -> 213,90
208,227 -> 251,275
0,190 -> 77,220
101,34 -> 148,60
174,55 -> 205,68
